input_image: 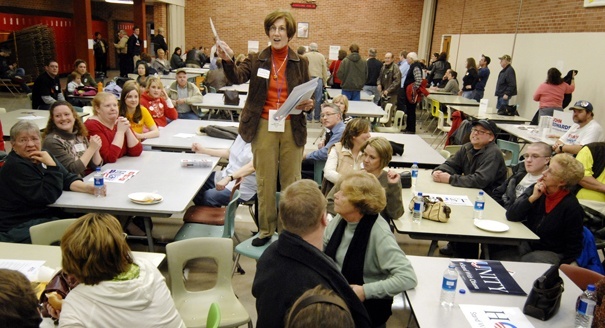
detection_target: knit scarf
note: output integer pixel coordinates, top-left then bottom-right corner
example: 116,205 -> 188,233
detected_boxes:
324,214 -> 392,327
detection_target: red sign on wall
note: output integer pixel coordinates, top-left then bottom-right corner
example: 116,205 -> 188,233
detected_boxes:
291,3 -> 317,9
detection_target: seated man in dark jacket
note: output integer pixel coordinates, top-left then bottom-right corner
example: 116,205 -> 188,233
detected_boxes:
492,142 -> 551,209
432,119 -> 507,258
0,121 -> 100,243
252,180 -> 371,328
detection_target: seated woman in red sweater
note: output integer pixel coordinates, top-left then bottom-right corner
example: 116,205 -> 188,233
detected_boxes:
84,92 -> 142,163
139,77 -> 178,127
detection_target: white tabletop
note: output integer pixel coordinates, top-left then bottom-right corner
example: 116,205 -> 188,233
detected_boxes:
142,119 -> 237,151
1,109 -> 87,140
326,88 -> 374,102
347,101 -> 385,118
128,72 -> 201,80
219,84 -> 250,94
191,93 -> 248,110
429,89 -> 456,95
394,169 -> 539,246
180,67 -> 209,75
0,242 -> 165,270
497,123 -> 557,146
452,105 -> 532,123
428,94 -> 479,107
372,132 -> 445,168
406,255 -> 579,328
50,151 -> 219,217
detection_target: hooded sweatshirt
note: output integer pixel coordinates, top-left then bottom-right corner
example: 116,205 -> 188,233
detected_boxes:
337,52 -> 368,91
59,258 -> 185,328
140,91 -> 178,127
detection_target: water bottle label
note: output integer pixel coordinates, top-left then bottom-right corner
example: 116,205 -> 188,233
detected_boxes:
577,299 -> 595,315
414,201 -> 422,212
94,177 -> 104,187
474,201 -> 485,211
442,277 -> 457,291
411,170 -> 418,178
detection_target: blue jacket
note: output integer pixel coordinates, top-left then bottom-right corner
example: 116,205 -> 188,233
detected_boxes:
307,121 -> 345,161
577,227 -> 605,274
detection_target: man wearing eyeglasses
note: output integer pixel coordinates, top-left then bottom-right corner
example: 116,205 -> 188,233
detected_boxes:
492,142 -> 551,209
433,119 -> 507,258
553,100 -> 604,155
301,103 -> 344,179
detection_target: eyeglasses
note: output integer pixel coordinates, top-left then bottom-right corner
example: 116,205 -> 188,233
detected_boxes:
522,154 -> 550,160
471,128 -> 491,136
320,112 -> 339,118
269,26 -> 287,33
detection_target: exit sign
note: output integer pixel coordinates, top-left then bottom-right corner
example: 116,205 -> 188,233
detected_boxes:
291,3 -> 317,9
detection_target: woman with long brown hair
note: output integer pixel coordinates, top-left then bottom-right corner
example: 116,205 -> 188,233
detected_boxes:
119,81 -> 159,140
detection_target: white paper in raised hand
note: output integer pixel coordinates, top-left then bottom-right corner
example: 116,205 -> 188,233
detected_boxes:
210,18 -> 229,57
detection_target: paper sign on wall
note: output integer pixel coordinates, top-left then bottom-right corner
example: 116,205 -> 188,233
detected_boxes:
328,45 -> 340,60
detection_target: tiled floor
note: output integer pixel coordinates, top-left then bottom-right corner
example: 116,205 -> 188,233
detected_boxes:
0,72 -> 449,328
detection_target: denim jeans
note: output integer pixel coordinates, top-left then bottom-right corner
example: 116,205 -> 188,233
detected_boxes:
461,90 -> 473,99
192,172 -> 231,207
496,96 -> 509,110
363,85 -> 380,104
472,90 -> 484,102
178,111 -> 200,120
342,90 -> 360,101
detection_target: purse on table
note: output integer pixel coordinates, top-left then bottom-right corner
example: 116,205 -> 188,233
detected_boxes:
522,265 -> 564,321
408,196 -> 451,223
223,90 -> 240,106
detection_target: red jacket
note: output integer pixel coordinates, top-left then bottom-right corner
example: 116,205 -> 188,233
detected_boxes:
140,92 -> 178,127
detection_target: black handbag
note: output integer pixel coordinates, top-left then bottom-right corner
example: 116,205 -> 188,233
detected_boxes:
497,104 -> 519,116
223,90 -> 240,106
522,265 -> 564,321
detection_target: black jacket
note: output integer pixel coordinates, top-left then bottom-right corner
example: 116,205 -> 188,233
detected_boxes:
492,162 -> 527,209
495,64 -> 517,97
252,230 -> 371,328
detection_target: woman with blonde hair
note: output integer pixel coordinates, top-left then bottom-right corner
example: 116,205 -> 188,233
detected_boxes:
499,153 -> 585,265
55,213 -> 185,327
140,77 -> 178,127
324,171 -> 417,326
327,137 -> 404,225
84,92 -> 142,163
119,81 -> 159,140
323,118 -> 371,185
43,100 -> 102,177
332,94 -> 351,123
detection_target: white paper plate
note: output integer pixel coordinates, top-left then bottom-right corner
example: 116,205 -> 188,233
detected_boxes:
473,219 -> 509,233
128,192 -> 163,205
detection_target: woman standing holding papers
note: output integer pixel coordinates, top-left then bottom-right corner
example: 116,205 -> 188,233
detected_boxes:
43,101 -> 103,177
85,92 -> 142,163
217,10 -> 314,246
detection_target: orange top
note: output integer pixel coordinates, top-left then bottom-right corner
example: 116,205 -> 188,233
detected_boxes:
262,46 -> 289,120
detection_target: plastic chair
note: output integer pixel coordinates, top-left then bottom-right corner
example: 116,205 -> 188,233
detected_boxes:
378,103 -> 393,126
438,149 -> 451,159
313,160 -> 326,186
374,110 -> 405,133
560,264 -> 604,291
173,190 -> 241,241
166,238 -> 252,328
29,219 -> 77,245
444,145 -> 462,157
431,107 -> 452,147
497,139 -> 521,166
206,303 -> 221,328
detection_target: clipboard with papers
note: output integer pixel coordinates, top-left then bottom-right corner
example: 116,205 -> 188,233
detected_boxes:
273,77 -> 319,121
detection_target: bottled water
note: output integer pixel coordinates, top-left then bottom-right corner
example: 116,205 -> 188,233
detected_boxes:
575,284 -> 597,328
440,263 -> 458,308
412,192 -> 423,224
411,162 -> 419,187
473,191 -> 485,220
93,167 -> 104,197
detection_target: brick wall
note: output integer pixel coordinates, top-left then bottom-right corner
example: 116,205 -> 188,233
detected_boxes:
431,0 -> 605,55
153,3 -> 167,35
183,0 -> 424,61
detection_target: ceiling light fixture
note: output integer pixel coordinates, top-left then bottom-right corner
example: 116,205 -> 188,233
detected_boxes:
106,0 -> 134,4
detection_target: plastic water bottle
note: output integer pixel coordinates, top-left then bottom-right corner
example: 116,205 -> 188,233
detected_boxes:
575,284 -> 597,327
93,167 -> 104,197
412,192 -> 423,224
411,162 -> 419,187
440,263 -> 458,308
473,191 -> 485,220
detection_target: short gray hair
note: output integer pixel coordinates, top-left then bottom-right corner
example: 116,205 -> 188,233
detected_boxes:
407,52 -> 418,61
10,120 -> 39,141
309,42 -> 318,51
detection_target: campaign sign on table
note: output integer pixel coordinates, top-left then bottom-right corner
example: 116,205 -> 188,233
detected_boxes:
454,260 -> 527,296
551,110 -> 573,135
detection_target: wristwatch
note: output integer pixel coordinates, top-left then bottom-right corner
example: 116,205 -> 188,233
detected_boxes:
228,175 -> 234,181
559,145 -> 564,153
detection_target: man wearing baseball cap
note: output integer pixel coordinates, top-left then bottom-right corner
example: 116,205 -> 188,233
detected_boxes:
553,100 -> 604,155
433,119 -> 507,258
495,54 -> 517,110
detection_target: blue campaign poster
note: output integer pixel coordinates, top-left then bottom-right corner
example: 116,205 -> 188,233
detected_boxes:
453,260 -> 527,296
